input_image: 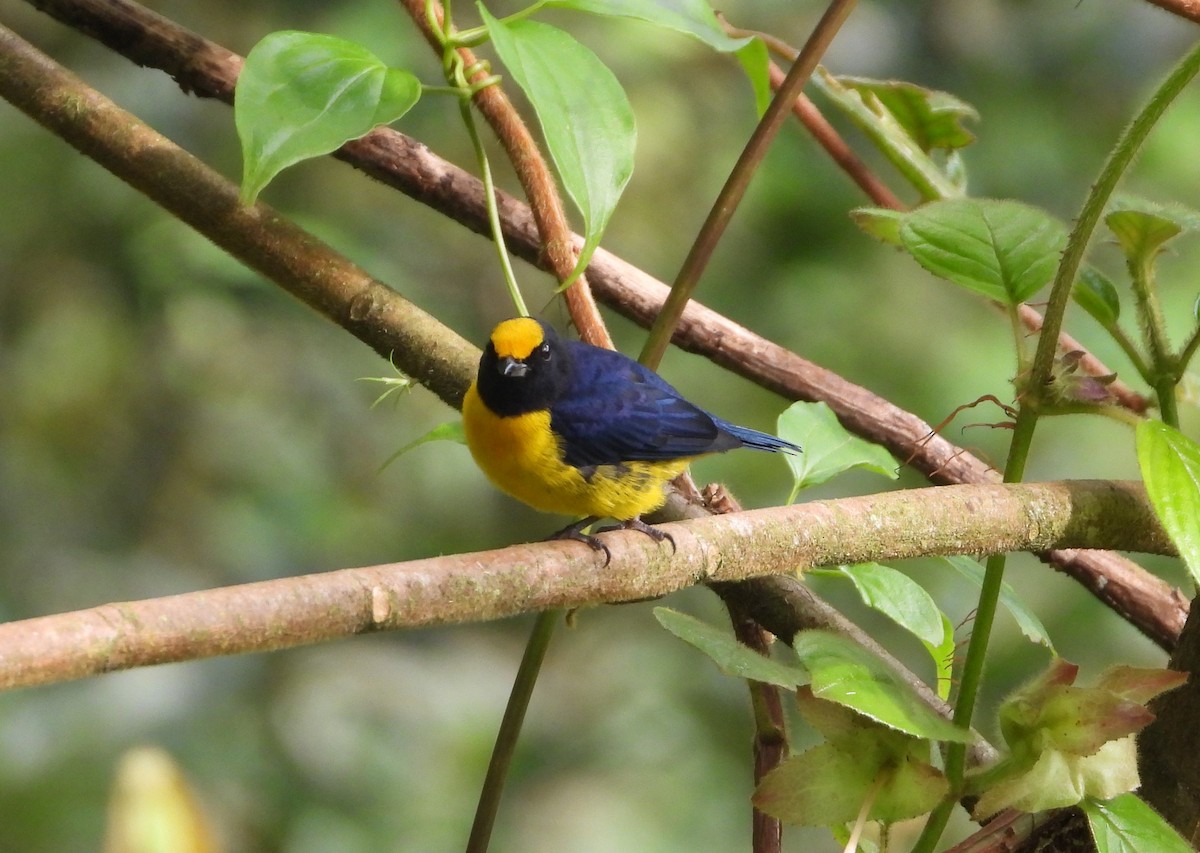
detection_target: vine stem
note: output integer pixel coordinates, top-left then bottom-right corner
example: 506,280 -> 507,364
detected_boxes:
1128,252 -> 1181,427
912,38 -> 1200,853
1178,324 -> 1200,377
1026,41 -> 1200,401
637,0 -> 858,370
458,95 -> 528,316
466,610 -> 558,853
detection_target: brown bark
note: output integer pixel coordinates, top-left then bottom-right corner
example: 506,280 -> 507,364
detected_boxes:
0,479 -> 1174,691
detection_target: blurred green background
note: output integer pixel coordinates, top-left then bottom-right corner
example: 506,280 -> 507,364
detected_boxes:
2,0 -> 1198,850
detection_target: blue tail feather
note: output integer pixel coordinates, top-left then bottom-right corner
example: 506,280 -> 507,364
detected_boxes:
715,419 -> 801,455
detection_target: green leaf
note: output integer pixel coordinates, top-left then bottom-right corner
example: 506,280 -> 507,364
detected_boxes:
922,611 -> 956,701
1106,209 -> 1183,266
235,31 -> 421,203
777,402 -> 898,498
481,10 -> 635,285
1137,420 -> 1200,585
850,207 -> 907,246
899,199 -> 1069,305
1075,266 -> 1122,326
754,734 -> 946,827
834,76 -> 978,152
755,743 -> 874,826
546,0 -> 751,53
1083,794 -> 1195,853
1109,195 -> 1200,230
973,739 -> 1140,817
838,563 -> 945,647
378,421 -> 465,473
790,630 -> 970,742
734,37 -> 772,116
654,608 -> 810,688
755,690 -> 948,826
941,556 -> 1055,651
812,68 -> 964,201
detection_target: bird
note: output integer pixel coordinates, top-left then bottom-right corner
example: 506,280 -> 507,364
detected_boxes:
462,317 -> 801,559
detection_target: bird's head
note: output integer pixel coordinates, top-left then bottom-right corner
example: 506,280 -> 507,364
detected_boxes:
475,317 -> 573,416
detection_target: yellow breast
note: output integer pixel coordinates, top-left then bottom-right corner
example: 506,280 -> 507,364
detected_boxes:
462,383 -> 688,520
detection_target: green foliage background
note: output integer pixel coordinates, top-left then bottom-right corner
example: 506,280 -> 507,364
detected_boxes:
1,1 -> 1198,850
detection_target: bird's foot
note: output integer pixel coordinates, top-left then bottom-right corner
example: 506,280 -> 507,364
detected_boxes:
547,516 -> 611,565
546,516 -> 675,565
597,517 -> 676,556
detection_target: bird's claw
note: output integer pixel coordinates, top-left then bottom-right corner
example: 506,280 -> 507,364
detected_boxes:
547,517 -> 613,566
597,518 -> 677,556
547,516 -> 675,566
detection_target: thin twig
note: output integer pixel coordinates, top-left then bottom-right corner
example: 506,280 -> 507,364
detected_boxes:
638,0 -> 858,370
727,608 -> 785,853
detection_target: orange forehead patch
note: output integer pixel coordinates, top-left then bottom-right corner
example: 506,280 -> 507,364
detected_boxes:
490,317 -> 545,359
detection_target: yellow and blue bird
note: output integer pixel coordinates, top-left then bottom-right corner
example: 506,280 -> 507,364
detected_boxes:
462,317 -> 800,555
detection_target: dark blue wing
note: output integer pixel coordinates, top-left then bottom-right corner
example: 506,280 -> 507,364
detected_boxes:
549,343 -> 748,468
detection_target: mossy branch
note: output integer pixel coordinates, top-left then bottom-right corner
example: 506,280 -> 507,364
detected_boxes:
0,479 -> 1173,692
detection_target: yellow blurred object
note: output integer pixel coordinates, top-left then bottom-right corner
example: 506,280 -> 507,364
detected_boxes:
103,746 -> 220,853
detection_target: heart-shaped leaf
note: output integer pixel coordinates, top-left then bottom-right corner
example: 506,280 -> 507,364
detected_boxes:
778,402 -> 897,498
236,31 -> 421,203
754,696 -> 947,827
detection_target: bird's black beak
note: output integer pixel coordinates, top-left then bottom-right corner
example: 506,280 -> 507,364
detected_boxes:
498,356 -> 529,378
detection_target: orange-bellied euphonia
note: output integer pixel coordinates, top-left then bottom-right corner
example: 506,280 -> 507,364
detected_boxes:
462,317 -> 800,554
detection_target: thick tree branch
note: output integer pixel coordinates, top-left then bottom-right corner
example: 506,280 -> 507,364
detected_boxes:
0,20 -> 477,410
5,2 -> 1189,651
0,479 -> 1174,691
1145,0 -> 1200,24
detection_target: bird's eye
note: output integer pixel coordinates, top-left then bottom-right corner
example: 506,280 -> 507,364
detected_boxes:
537,343 -> 551,360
